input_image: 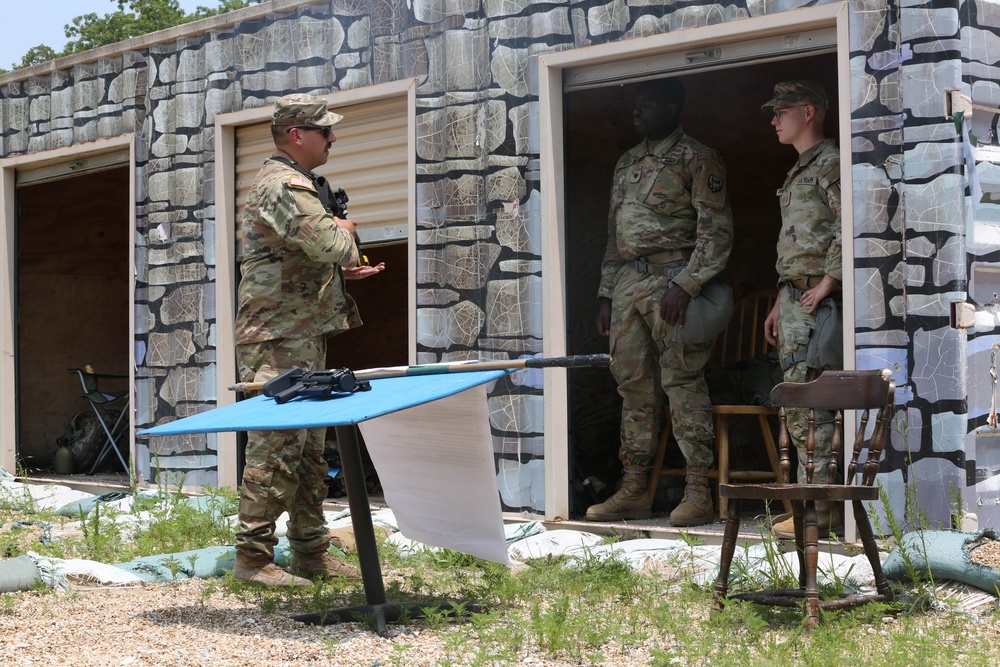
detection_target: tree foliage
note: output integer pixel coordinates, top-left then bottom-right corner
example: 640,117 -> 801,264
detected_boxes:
9,45 -> 61,72
2,0 -> 265,73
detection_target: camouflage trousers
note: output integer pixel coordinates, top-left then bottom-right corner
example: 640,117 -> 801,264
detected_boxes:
777,288 -> 841,484
234,336 -> 331,560
609,265 -> 714,469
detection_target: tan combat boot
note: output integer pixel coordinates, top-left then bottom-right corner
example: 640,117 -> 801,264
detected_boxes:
669,463 -> 714,527
585,467 -> 651,521
233,552 -> 312,587
772,501 -> 843,539
326,525 -> 392,552
290,550 -> 361,580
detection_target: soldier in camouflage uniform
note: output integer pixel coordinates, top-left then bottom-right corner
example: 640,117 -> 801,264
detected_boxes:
760,81 -> 843,538
587,78 -> 734,526
234,94 -> 385,586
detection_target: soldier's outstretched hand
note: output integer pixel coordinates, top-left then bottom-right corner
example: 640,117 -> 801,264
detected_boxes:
343,262 -> 385,280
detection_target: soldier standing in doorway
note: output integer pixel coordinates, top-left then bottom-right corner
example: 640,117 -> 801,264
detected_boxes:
761,80 -> 844,539
587,78 -> 734,526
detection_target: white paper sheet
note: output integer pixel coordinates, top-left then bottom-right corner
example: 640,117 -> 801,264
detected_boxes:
358,383 -> 510,564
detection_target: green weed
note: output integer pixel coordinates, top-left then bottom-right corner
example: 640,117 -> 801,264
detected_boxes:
0,593 -> 16,615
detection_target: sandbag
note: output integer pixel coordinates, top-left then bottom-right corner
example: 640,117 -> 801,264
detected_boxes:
0,555 -> 41,592
883,528 -> 1000,595
111,538 -> 303,583
28,552 -> 143,591
54,491 -> 131,518
113,546 -> 237,583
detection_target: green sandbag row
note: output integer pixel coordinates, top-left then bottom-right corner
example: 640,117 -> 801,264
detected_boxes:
111,538 -> 295,583
54,491 -> 237,519
883,528 -> 1000,595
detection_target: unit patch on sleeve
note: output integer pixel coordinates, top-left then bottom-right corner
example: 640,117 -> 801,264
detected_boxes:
696,156 -> 728,209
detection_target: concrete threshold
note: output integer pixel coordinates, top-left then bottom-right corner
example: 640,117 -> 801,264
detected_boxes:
544,515 -> 866,556
17,471 -> 133,497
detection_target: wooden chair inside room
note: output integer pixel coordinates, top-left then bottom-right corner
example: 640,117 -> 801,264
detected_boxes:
647,289 -> 789,515
712,369 -> 896,628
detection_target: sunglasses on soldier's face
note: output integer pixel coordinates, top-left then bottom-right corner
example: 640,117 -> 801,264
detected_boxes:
292,125 -> 333,139
771,105 -> 810,121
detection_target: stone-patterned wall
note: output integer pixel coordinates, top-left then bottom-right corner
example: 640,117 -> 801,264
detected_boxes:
956,0 -> 1000,528
851,0 -> 1000,530
3,0 -> 1000,522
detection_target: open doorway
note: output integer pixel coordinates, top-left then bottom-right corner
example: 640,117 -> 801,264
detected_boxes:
563,53 -> 840,517
16,165 -> 131,474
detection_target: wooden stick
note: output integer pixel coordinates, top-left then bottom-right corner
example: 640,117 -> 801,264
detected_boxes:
227,353 -> 611,393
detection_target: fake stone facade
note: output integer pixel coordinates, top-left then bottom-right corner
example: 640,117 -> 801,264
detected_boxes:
2,0 -> 1000,524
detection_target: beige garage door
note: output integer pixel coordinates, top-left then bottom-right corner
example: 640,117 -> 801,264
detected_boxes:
234,95 -> 408,259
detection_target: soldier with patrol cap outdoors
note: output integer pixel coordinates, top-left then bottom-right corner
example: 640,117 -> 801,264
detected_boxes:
587,77 -> 734,527
761,80 -> 844,539
233,93 -> 385,586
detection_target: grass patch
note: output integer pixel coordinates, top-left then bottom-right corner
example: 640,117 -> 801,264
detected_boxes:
2,476 -> 998,665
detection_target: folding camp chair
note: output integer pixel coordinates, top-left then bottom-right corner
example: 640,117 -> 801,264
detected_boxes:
69,368 -> 131,474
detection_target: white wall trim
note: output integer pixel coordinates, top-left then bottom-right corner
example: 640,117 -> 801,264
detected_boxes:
835,1 -> 859,543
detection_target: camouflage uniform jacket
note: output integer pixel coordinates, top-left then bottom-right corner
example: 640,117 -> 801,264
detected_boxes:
776,138 -> 842,282
598,127 -> 733,299
235,157 -> 362,344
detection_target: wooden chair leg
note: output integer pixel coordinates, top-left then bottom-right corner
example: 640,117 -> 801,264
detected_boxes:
801,500 -> 821,628
758,413 -> 792,514
791,501 -> 806,584
853,499 -> 893,602
716,413 -> 730,516
647,411 -> 671,506
712,497 -> 742,610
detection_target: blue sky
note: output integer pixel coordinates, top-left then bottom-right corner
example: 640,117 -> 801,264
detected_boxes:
1,1 -> 208,70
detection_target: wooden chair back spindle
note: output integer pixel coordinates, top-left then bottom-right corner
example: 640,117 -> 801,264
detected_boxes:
803,409 -> 817,484
778,406 -> 791,484
828,410 -> 842,483
846,409 -> 871,482
861,404 -> 892,487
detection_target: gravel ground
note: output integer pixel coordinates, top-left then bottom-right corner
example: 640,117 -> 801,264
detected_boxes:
968,536 -> 1000,569
0,578 -> 652,667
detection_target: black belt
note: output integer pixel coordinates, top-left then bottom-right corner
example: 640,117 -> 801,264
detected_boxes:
632,249 -> 691,276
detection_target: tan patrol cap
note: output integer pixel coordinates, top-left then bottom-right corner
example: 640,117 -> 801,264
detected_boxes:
761,81 -> 828,112
271,93 -> 344,127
